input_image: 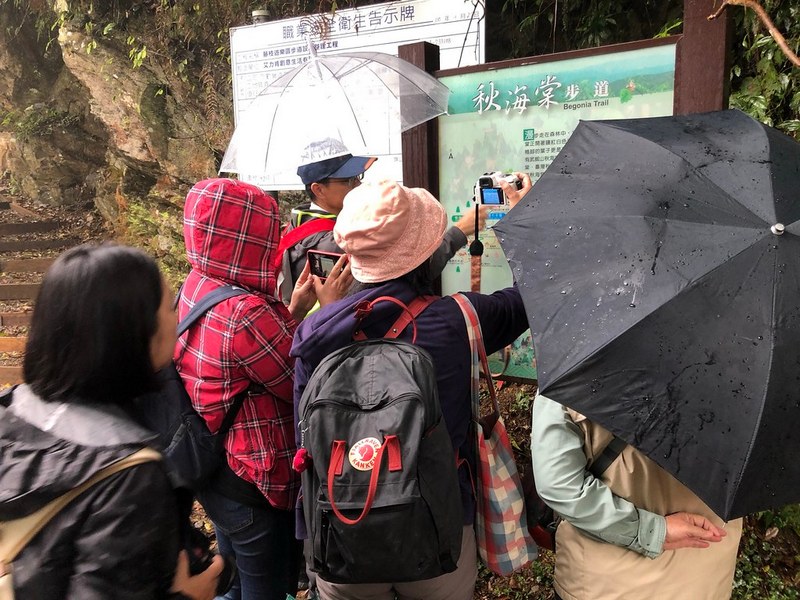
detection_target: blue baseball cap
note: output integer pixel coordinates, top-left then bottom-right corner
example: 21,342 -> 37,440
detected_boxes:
297,138 -> 376,185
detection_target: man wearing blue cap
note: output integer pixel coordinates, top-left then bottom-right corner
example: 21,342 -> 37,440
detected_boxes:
277,137 -> 486,303
277,138 -> 376,303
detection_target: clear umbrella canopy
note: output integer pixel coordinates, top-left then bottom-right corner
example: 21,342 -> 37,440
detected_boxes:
220,49 -> 450,189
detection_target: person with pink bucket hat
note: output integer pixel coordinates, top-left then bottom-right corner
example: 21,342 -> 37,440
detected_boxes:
277,138 -> 494,304
290,175 -> 531,600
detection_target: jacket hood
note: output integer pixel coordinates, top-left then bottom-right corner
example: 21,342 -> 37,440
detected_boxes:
184,178 -> 281,295
0,385 -> 156,520
291,280 -> 418,369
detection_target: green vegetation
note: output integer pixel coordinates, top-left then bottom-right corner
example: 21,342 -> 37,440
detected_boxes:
728,1 -> 800,134
734,514 -> 800,600
120,195 -> 189,289
0,106 -> 81,140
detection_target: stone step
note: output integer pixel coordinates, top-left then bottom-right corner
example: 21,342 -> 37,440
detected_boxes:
0,221 -> 60,236
0,365 -> 23,386
0,237 -> 79,252
0,337 -> 25,352
9,202 -> 39,219
0,257 -> 54,273
0,284 -> 40,301
0,313 -> 32,327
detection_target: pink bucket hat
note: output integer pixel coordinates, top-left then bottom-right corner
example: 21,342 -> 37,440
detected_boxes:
333,180 -> 447,283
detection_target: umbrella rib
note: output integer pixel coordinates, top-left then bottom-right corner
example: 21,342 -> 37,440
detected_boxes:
333,89 -> 368,148
259,60 -> 340,174
725,249 -> 778,518
554,230 -> 770,386
601,123 -> 772,225
357,57 -> 449,127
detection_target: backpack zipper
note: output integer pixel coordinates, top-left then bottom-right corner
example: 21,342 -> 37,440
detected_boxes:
299,393 -> 422,449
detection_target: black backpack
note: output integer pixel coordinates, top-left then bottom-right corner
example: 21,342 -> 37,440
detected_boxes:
296,296 -> 463,584
130,285 -> 248,490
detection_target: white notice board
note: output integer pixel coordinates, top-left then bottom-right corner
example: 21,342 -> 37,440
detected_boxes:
229,0 -> 485,188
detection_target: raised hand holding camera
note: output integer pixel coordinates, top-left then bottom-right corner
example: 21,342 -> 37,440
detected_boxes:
475,171 -> 523,205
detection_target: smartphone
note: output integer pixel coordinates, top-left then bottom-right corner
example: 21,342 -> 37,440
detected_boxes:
478,187 -> 506,205
307,250 -> 342,281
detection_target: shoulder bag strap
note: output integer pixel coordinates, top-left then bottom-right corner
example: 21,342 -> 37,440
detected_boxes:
273,218 -> 336,269
588,435 -> 627,478
177,285 -> 249,336
176,285 -> 251,446
213,389 -> 252,452
383,295 -> 438,340
0,447 -> 161,565
451,293 -> 500,423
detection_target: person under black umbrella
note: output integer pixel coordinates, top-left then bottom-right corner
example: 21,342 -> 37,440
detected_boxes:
532,394 -> 740,600
497,110 -> 800,521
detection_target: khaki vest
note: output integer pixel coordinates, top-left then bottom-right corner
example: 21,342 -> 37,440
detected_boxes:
554,410 -> 742,600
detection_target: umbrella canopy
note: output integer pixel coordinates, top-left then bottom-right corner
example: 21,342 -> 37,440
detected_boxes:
495,109 -> 800,520
219,49 -> 450,188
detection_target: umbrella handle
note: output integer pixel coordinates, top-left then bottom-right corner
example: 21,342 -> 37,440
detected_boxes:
470,204 -> 484,293
467,203 -> 510,379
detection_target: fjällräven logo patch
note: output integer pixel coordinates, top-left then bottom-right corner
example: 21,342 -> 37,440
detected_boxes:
349,437 -> 382,471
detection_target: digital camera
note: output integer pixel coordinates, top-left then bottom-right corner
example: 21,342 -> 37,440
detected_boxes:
475,172 -> 523,205
186,525 -> 237,596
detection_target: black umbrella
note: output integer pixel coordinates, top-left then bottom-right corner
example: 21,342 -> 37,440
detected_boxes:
495,109 -> 800,520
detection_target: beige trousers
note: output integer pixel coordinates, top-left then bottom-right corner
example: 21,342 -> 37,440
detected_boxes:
315,525 -> 477,600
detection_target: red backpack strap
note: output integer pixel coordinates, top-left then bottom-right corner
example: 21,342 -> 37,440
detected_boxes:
274,218 -> 336,269
328,435 -> 402,526
352,295 -> 438,343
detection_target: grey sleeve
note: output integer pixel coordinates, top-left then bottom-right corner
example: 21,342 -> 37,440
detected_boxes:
429,226 -> 468,275
531,394 -> 666,558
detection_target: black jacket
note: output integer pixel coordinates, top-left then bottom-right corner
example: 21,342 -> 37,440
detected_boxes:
0,385 -> 181,600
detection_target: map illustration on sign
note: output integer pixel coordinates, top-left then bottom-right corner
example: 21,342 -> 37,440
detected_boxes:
438,41 -> 678,379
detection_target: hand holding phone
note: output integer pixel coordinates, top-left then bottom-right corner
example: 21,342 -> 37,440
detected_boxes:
309,252 -> 353,307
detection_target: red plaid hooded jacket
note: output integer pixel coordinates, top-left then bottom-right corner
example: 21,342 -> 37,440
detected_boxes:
174,178 -> 299,510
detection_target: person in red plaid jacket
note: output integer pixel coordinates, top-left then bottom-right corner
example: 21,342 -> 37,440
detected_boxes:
174,178 -> 352,600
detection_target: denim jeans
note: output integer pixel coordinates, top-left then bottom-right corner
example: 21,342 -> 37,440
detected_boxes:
198,486 -> 300,600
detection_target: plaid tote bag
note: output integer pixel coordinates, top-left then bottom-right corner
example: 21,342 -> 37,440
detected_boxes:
452,293 -> 538,575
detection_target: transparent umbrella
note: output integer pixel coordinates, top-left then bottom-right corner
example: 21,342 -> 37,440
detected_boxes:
219,45 -> 450,189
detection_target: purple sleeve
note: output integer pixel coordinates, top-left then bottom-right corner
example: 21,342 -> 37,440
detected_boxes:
463,286 -> 528,354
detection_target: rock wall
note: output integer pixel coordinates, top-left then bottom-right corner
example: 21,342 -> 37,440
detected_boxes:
0,2 -> 226,222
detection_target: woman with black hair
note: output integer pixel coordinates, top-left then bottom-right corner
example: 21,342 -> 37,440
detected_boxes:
0,243 -> 221,600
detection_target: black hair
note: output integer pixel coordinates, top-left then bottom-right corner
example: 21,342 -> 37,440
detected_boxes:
360,259 -> 435,297
305,182 -> 318,201
23,243 -> 164,405
305,180 -> 333,201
